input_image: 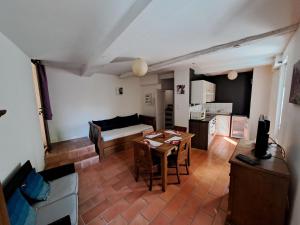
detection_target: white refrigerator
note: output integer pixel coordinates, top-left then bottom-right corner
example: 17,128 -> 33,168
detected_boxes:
230,115 -> 249,139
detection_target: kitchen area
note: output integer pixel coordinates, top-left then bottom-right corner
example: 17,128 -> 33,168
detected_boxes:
188,70 -> 253,150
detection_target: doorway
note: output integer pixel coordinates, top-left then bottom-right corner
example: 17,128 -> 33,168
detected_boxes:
155,89 -> 165,130
164,90 -> 174,129
155,78 -> 174,130
31,63 -> 51,150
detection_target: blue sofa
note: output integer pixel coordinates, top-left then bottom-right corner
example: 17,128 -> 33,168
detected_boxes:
1,161 -> 78,225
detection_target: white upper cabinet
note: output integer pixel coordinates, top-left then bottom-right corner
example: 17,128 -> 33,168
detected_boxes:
191,80 -> 216,104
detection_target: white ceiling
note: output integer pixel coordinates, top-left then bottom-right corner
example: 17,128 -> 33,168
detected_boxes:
0,0 -> 299,76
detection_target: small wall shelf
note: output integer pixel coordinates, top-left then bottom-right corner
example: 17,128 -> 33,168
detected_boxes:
0,110 -> 7,117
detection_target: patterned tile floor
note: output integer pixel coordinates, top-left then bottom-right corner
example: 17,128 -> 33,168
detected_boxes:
78,136 -> 237,225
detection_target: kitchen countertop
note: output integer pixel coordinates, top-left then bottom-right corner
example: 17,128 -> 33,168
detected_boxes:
190,114 -> 216,123
231,114 -> 249,117
190,113 -> 232,123
206,113 -> 232,116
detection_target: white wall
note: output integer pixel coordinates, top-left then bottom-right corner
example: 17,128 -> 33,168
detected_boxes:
174,67 -> 190,129
46,67 -> 142,142
248,65 -> 273,140
140,74 -> 161,117
164,90 -> 174,107
268,69 -> 280,137
0,32 -> 44,181
274,28 -> 300,225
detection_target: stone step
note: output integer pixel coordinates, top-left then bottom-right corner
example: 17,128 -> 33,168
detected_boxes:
47,137 -> 94,156
46,151 -> 99,169
75,155 -> 100,170
45,137 -> 99,170
46,146 -> 95,164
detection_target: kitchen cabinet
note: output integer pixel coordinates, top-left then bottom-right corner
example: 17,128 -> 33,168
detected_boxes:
191,80 -> 216,104
208,117 -> 216,146
216,115 -> 231,136
189,116 -> 216,150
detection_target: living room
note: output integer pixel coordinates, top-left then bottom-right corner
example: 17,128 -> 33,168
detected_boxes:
1,1 -> 300,225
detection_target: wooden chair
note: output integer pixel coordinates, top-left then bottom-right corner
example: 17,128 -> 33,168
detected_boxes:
134,142 -> 160,191
167,138 -> 189,184
173,125 -> 187,132
171,126 -> 187,155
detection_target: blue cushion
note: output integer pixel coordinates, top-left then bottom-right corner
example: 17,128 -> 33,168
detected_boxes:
7,188 -> 36,225
21,169 -> 50,201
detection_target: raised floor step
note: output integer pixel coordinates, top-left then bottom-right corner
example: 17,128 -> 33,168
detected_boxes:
45,137 -> 99,170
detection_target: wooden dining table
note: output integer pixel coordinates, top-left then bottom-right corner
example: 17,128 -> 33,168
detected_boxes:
133,130 -> 195,192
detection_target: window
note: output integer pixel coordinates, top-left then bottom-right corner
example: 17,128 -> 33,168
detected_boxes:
274,58 -> 288,140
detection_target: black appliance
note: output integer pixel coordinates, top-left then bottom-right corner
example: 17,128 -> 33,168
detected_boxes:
254,115 -> 272,159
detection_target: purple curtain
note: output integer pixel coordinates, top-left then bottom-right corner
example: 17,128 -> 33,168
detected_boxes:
32,60 -> 53,120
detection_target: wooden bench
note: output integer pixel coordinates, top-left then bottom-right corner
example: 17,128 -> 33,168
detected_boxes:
89,115 -> 156,159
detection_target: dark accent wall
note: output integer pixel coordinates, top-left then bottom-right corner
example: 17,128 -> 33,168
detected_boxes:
190,69 -> 253,116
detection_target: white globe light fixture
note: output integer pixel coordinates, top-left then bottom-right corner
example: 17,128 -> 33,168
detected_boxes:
132,58 -> 148,77
228,70 -> 238,80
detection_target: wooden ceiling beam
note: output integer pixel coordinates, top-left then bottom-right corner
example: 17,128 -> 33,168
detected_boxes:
81,0 -> 152,77
149,23 -> 299,69
120,23 -> 299,78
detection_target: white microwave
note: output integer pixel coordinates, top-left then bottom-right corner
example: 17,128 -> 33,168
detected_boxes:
190,111 -> 206,120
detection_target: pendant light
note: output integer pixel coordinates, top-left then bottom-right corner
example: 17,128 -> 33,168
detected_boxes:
132,58 -> 148,77
228,70 -> 238,80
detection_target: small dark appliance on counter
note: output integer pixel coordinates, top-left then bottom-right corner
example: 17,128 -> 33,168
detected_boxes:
254,114 -> 272,159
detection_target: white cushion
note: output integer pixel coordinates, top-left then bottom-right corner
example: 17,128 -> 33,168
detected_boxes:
36,194 -> 78,225
101,124 -> 153,141
33,173 -> 78,209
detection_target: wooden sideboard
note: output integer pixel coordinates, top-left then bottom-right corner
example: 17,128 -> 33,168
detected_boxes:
227,141 -> 290,225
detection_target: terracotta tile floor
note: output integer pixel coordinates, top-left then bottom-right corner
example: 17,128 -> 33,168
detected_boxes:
78,136 -> 237,225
